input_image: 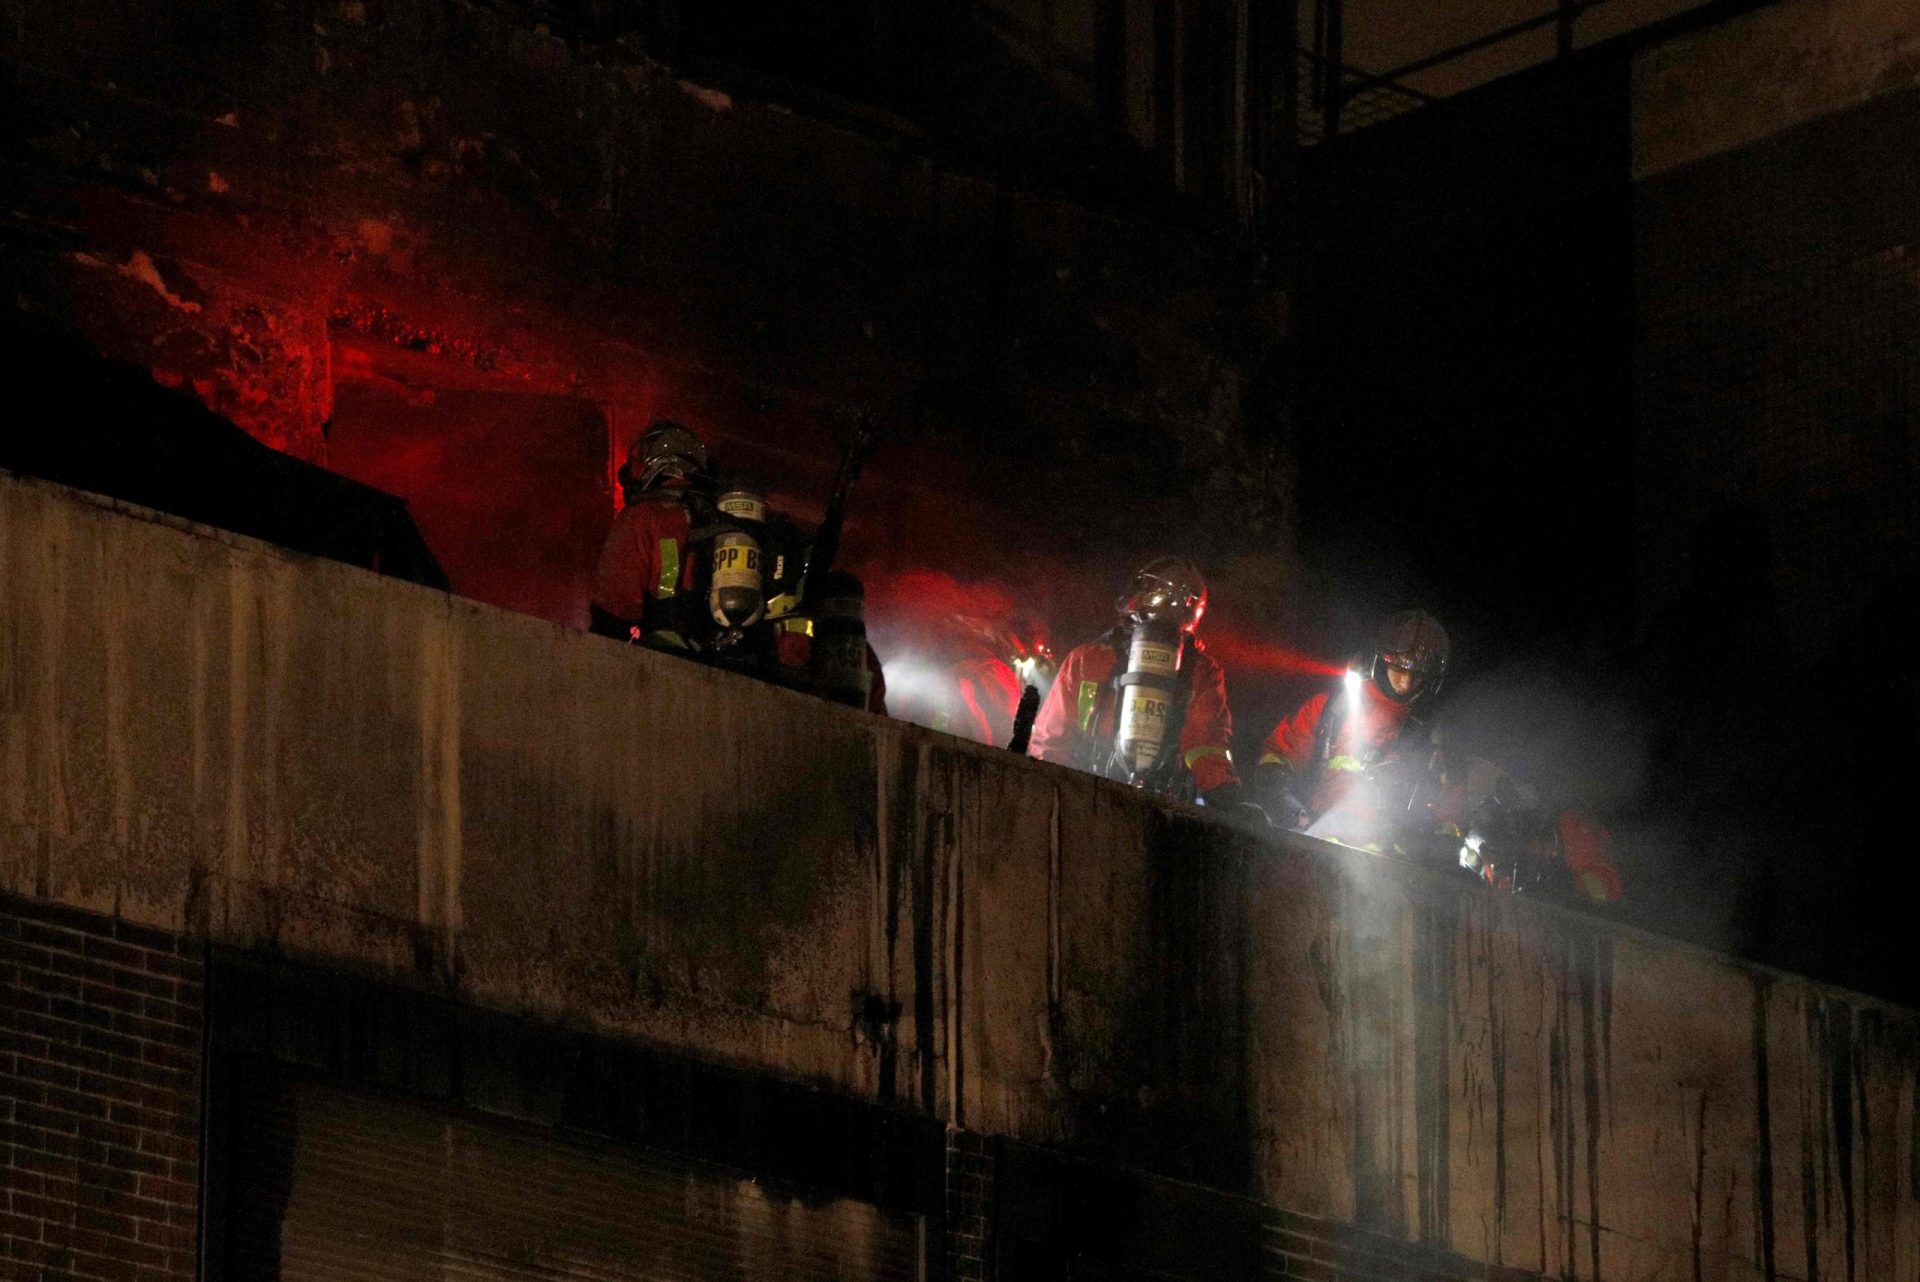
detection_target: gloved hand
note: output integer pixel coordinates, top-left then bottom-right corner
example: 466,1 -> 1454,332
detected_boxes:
1252,763 -> 1310,830
1277,791 -> 1310,830
1200,783 -> 1273,833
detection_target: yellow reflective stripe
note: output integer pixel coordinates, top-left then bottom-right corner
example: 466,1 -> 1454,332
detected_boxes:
1577,871 -> 1618,903
1256,752 -> 1285,767
1184,744 -> 1231,768
1327,754 -> 1364,773
657,538 -> 680,598
776,617 -> 814,636
1076,681 -> 1099,732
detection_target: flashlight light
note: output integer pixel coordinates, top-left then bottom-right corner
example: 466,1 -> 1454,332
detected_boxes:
1343,668 -> 1363,707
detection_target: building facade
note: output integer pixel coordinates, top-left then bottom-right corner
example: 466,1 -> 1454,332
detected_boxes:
4,471 -> 1917,1280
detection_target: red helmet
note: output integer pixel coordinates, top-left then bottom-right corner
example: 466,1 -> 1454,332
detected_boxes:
1007,607 -> 1057,686
1370,609 -> 1449,704
1119,556 -> 1208,634
625,420 -> 709,493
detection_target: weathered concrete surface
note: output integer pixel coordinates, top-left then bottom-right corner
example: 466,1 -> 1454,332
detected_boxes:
1632,0 -> 1920,178
5,471 -> 1919,1281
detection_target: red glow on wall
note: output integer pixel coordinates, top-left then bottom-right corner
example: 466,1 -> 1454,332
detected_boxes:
865,568 -> 1019,628
326,372 -> 612,628
1202,628 -> 1344,680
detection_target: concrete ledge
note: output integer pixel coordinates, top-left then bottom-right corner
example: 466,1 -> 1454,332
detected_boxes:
1633,0 -> 1920,178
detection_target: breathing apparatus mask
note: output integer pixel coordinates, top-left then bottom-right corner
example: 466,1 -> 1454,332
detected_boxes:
626,420 -> 711,496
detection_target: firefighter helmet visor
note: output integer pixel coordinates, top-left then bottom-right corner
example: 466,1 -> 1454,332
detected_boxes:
1120,557 -> 1208,633
1370,609 -> 1449,703
627,421 -> 710,494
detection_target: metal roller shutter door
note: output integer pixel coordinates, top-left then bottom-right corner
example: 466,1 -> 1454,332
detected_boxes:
224,1066 -> 925,1281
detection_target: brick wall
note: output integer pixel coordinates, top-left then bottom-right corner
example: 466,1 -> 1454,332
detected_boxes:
0,896 -> 203,1281
0,897 -> 1597,1282
945,1127 -> 995,1281
1262,1209 -> 1546,1282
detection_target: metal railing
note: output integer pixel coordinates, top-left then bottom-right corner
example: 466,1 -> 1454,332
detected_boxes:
1296,0 -> 1624,144
1294,48 -> 1432,144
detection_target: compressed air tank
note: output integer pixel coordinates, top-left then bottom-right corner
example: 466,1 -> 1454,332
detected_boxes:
1113,619 -> 1182,781
810,571 -> 872,708
709,479 -> 766,630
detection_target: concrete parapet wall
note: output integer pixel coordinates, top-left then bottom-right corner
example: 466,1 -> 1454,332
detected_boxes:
3,471 -> 1917,1280
1633,0 -> 1920,178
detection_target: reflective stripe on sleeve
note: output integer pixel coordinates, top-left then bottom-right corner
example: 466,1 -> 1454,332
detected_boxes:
657,538 -> 680,597
1577,870 -> 1620,904
1076,681 -> 1100,733
1328,754 -> 1364,773
1256,752 -> 1285,767
1184,744 -> 1232,769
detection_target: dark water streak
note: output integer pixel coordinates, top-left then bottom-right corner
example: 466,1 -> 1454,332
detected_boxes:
1691,1090 -> 1709,1282
1751,978 -> 1777,1282
1412,891 -> 1458,1247
1548,931 -> 1575,1279
1576,933 -> 1606,1282
1485,915 -> 1509,1267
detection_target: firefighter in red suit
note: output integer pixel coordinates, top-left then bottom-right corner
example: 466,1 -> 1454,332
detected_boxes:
771,570 -> 891,716
941,610 -> 1054,746
1254,610 -> 1621,904
1030,557 -> 1255,818
950,649 -> 1022,744
590,420 -> 712,652
1254,620 -> 1435,829
1433,761 -> 1621,904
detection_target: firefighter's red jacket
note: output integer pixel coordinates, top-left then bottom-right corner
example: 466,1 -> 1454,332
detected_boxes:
1259,683 -> 1411,778
1260,682 -> 1413,816
1552,809 -> 1623,905
1030,634 -> 1238,794
951,652 -> 1023,747
592,491 -> 698,625
1261,686 -> 1622,904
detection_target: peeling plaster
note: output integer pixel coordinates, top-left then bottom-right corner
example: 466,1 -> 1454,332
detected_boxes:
676,80 -> 734,112
73,248 -> 203,313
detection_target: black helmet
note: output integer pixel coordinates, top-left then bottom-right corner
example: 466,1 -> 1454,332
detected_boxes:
1370,609 -> 1449,704
1119,556 -> 1208,634
625,420 -> 709,494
